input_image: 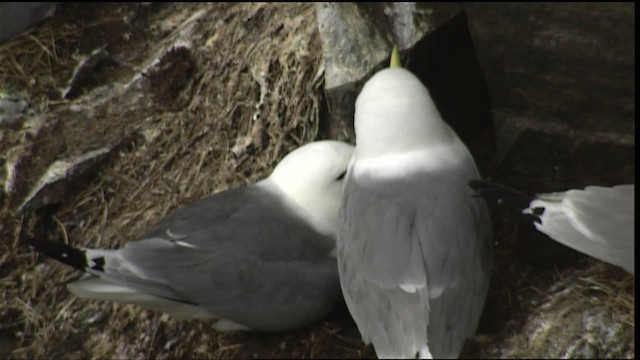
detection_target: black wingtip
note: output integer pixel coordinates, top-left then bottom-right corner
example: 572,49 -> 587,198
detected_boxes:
23,237 -> 89,272
468,179 -> 541,223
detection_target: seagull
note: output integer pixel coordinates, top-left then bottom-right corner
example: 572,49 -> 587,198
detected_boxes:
25,140 -> 355,332
469,180 -> 634,274
337,47 -> 492,358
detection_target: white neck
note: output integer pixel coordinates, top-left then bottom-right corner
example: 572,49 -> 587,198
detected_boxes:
354,68 -> 455,159
255,140 -> 353,240
259,176 -> 339,239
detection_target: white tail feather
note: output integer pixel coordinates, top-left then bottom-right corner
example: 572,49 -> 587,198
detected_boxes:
67,276 -> 213,320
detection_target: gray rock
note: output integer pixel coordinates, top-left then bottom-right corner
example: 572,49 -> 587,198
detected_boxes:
316,2 -> 460,90
461,4 -> 635,358
315,3 -> 390,142
315,3 -> 492,165
464,2 -> 635,188
0,2 -> 57,44
315,3 -> 390,91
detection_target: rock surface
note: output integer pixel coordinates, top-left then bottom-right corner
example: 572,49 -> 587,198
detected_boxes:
465,4 -> 635,358
465,3 -> 635,189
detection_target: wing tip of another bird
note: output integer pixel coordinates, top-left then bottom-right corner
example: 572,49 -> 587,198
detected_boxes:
468,179 -> 540,223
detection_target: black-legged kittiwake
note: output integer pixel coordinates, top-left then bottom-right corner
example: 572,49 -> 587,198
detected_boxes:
469,180 -> 634,274
25,140 -> 355,332
337,47 -> 492,358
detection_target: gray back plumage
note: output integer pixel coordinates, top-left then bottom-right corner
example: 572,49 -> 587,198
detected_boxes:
101,185 -> 341,332
338,141 -> 492,358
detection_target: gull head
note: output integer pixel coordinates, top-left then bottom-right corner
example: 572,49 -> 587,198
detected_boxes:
354,50 -> 453,159
268,140 -> 354,237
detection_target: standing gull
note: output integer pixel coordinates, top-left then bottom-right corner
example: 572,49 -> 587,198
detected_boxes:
337,48 -> 492,358
469,180 -> 634,274
26,140 -> 354,332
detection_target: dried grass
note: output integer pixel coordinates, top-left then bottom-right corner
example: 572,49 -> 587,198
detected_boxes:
0,18 -> 78,110
1,3 -> 369,359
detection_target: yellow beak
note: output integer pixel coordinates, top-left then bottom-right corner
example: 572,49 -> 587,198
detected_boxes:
390,45 -> 401,68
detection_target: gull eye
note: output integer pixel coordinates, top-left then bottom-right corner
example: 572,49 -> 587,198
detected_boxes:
336,170 -> 347,181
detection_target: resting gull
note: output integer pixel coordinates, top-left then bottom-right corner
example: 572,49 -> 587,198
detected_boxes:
26,140 -> 354,332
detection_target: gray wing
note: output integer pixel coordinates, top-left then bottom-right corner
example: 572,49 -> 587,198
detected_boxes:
97,185 -> 341,332
145,185 -> 335,256
338,156 -> 491,358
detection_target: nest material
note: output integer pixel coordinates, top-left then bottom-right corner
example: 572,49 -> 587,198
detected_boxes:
1,3 -> 372,359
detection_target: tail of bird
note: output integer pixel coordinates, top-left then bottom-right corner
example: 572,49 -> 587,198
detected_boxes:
23,237 -> 212,319
23,237 -> 101,272
468,179 -> 541,224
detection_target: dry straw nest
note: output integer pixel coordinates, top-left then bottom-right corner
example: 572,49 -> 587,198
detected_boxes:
1,3 -> 369,359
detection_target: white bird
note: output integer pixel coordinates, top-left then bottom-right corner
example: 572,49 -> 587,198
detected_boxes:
337,47 -> 492,358
469,180 -> 635,274
26,140 -> 354,332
